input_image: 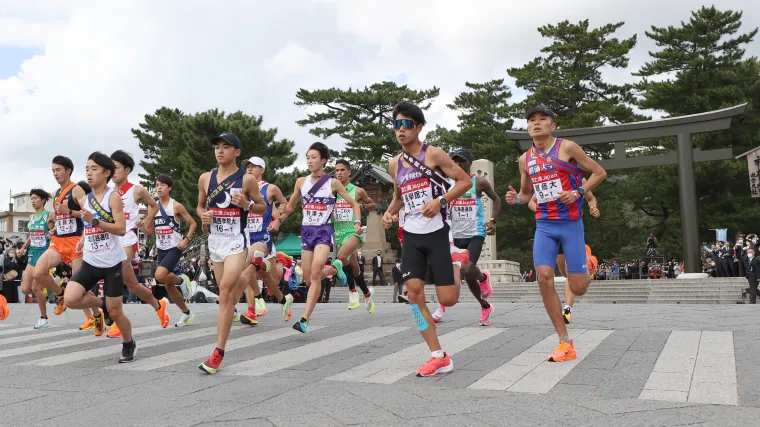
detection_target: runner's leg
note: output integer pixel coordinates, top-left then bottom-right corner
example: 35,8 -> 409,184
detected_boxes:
303,244 -> 331,320
214,250 -> 249,349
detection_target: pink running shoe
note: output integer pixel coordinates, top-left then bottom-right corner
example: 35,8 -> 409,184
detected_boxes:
479,269 -> 493,300
479,304 -> 493,326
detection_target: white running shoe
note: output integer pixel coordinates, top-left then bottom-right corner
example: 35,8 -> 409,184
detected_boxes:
282,294 -> 294,319
365,287 -> 375,313
179,274 -> 191,300
432,305 -> 445,323
34,317 -> 49,329
255,297 -> 267,315
175,312 -> 195,327
347,291 -> 360,310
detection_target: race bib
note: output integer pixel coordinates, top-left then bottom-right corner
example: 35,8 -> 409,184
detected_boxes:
302,203 -> 329,226
400,178 -> 432,214
334,201 -> 353,222
210,208 -> 240,237
246,215 -> 263,233
156,227 -> 174,250
451,197 -> 477,221
56,214 -> 77,235
30,230 -> 47,248
534,179 -> 563,204
84,226 -> 112,253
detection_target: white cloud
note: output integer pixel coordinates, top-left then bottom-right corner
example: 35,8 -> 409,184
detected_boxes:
0,0 -> 758,207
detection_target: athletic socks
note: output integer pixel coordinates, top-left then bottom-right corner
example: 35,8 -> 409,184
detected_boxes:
431,350 -> 445,359
344,265 -> 356,290
183,310 -> 191,315
355,273 -> 370,296
559,335 -> 571,344
216,348 -> 225,357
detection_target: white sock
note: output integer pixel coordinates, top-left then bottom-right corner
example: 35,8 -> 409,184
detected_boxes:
431,350 -> 445,358
564,305 -> 571,311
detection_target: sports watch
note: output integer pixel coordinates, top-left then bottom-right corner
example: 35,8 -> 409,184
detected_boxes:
92,218 -> 100,227
438,196 -> 447,208
577,187 -> 586,196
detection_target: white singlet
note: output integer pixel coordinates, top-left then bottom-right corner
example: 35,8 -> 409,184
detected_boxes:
83,188 -> 128,268
300,177 -> 335,227
118,183 -> 141,249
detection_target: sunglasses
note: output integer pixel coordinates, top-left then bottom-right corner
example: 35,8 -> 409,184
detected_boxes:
393,119 -> 417,130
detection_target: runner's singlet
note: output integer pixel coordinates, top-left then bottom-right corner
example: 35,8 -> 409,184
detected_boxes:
207,168 -> 247,239
118,182 -> 140,232
395,144 -> 446,234
301,177 -> 334,227
82,188 -> 127,268
245,182 -> 272,237
154,198 -> 183,251
527,138 -> 584,221
333,183 -> 358,232
54,184 -> 84,237
449,175 -> 485,238
28,210 -> 51,250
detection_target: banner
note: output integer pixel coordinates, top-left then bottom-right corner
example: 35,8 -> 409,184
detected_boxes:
715,229 -> 728,242
746,146 -> 760,198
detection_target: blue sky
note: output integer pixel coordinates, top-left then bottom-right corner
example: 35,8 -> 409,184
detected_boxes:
0,46 -> 42,78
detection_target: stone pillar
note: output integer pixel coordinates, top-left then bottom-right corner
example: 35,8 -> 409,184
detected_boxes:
361,210 -> 390,252
472,159 -> 495,261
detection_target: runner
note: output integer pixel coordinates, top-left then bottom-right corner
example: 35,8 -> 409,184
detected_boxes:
104,150 -> 167,338
381,101 -> 472,377
197,132 -> 266,374
17,188 -> 55,329
505,105 -> 607,362
152,174 -> 198,328
75,180 -> 99,330
528,176 -> 600,324
279,142 -> 363,333
63,152 -> 135,362
236,156 -> 293,326
431,148 -> 500,326
32,156 -> 88,317
326,159 -> 376,313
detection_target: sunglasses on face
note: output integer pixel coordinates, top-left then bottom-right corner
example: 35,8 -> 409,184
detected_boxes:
393,119 -> 417,130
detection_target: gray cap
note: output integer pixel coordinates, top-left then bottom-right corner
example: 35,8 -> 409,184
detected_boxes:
525,105 -> 556,120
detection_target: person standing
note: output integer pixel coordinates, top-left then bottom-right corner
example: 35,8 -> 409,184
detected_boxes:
372,250 -> 383,286
746,248 -> 760,304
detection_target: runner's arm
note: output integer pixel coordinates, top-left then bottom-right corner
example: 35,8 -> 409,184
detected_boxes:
269,184 -> 289,207
528,194 -> 538,212
136,185 -> 159,223
385,159 -> 403,217
280,177 -> 304,219
244,174 -> 267,215
174,202 -> 197,241
332,179 -> 362,224
564,140 -> 607,193
430,147 -> 472,202
97,192 -> 126,236
357,187 -> 376,212
63,185 -> 88,219
197,173 -> 210,227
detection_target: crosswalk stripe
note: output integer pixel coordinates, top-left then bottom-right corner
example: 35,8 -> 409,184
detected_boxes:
0,324 -> 165,359
17,327 -> 220,367
107,326 -> 326,371
0,325 -> 58,336
328,327 -> 505,384
0,326 -> 91,346
639,331 -> 737,405
221,327 -> 409,376
468,329 -> 612,392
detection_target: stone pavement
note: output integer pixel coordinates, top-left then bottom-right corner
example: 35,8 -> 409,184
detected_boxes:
1,300 -> 759,426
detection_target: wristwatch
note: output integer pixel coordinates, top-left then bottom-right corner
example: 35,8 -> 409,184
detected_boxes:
92,218 -> 100,227
438,196 -> 447,208
577,187 -> 586,196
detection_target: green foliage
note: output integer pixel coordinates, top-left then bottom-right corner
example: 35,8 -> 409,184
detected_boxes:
132,108 -> 297,232
295,81 -> 440,164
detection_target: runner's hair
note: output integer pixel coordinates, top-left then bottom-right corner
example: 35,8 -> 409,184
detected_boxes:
29,188 -> 51,202
87,152 -> 116,183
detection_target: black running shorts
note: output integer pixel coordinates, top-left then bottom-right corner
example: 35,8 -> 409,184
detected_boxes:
401,224 -> 455,286
71,261 -> 124,298
453,236 -> 485,265
156,248 -> 182,273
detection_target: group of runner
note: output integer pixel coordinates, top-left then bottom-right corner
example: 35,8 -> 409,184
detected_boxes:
0,102 -> 606,378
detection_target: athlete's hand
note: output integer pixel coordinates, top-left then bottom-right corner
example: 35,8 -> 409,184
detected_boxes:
17,247 -> 26,256
81,208 -> 94,223
354,222 -> 363,235
421,199 -> 440,218
75,239 -> 84,253
278,204 -> 287,215
589,205 -> 600,217
178,237 -> 189,251
557,191 -> 580,205
381,212 -> 393,229
48,229 -> 55,239
231,193 -> 248,209
391,214 -> 398,223
485,221 -> 496,235
505,186 -> 518,205
58,201 -> 70,215
267,220 -> 280,233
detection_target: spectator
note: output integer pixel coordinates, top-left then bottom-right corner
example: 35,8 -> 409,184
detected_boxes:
392,258 -> 404,302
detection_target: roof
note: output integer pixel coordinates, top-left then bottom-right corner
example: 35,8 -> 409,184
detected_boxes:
350,163 -> 394,186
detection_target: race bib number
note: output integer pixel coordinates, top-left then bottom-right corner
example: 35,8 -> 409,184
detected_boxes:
303,203 -> 329,226
56,214 -> 77,235
400,178 -> 432,214
534,179 -> 563,204
156,227 -> 174,250
84,226 -> 111,253
210,208 -> 240,237
30,230 -> 47,248
246,215 -> 263,233
334,201 -> 353,223
451,197 -> 477,221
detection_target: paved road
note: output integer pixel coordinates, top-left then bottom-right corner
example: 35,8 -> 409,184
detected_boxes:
1,300 -> 759,426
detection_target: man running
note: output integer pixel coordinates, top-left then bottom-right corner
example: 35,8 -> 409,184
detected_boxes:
63,152 -> 136,362
236,156 -> 293,326
529,177 -> 600,324
381,101 -> 472,377
197,132 -> 266,374
431,148 -> 500,326
32,156 -> 88,316
152,174 -> 198,327
505,105 -> 607,362
279,142 -> 363,334
18,189 -> 55,329
328,159 -> 376,313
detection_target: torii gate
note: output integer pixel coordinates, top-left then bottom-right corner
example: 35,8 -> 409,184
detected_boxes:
507,103 -> 748,274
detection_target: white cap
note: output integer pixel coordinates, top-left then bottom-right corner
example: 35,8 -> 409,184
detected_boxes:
242,156 -> 265,169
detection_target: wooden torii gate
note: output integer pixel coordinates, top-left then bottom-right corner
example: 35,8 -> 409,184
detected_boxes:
507,103 -> 748,274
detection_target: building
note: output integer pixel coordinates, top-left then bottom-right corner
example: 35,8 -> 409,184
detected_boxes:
0,192 -> 55,236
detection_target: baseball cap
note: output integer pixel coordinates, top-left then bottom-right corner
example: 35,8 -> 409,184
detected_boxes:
241,156 -> 265,170
525,105 -> 556,120
211,132 -> 241,149
450,148 -> 473,162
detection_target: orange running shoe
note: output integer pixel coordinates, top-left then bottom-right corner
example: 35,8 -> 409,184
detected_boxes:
547,340 -> 577,362
415,353 -> 454,377
79,317 -> 95,330
199,348 -> 224,374
156,299 -> 169,328
0,294 -> 9,321
240,310 -> 258,326
106,322 -> 122,338
53,283 -> 67,315
93,310 -> 106,337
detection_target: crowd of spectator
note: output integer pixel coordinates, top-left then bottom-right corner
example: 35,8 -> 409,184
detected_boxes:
702,233 -> 757,277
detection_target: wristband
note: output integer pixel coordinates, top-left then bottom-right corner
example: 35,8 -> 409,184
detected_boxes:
354,220 -> 361,225
516,195 -> 521,204
247,200 -> 254,211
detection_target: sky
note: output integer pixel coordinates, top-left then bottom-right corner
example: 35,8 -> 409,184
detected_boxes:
1,0 -> 759,208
